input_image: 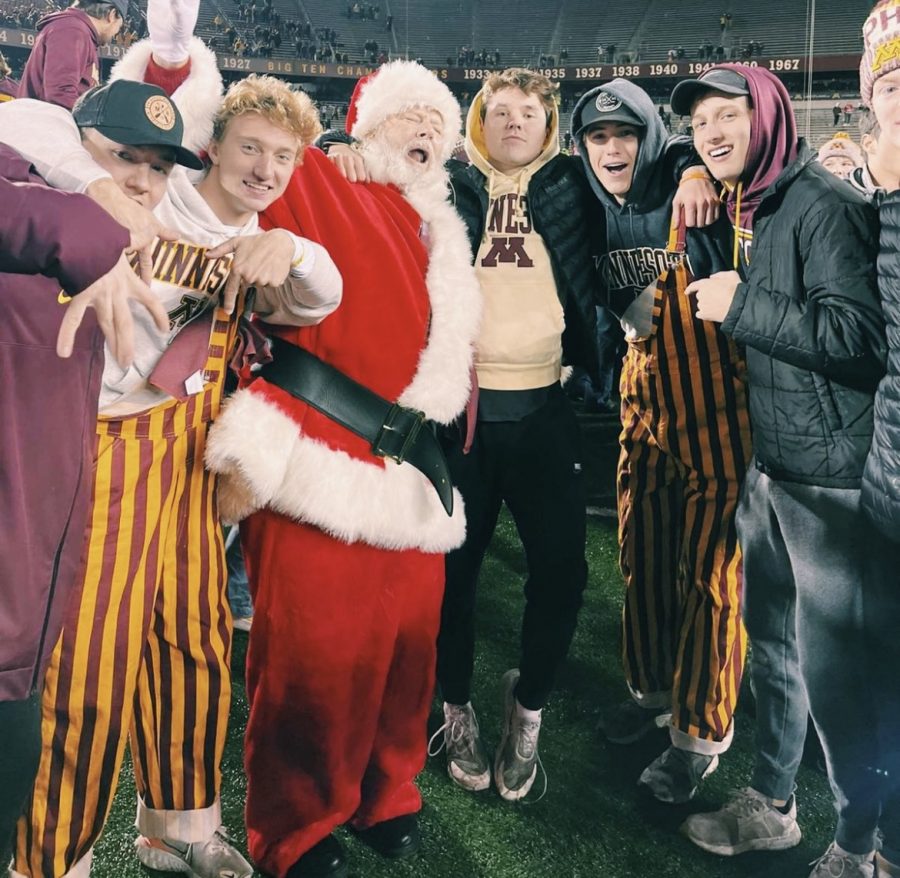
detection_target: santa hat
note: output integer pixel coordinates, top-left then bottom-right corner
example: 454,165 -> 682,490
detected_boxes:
345,60 -> 462,163
861,0 -> 900,108
817,131 -> 863,167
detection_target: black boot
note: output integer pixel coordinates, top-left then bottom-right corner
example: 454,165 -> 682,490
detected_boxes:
354,813 -> 421,859
284,834 -> 348,878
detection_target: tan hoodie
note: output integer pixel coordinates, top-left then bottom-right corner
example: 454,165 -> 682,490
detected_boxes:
465,91 -> 564,391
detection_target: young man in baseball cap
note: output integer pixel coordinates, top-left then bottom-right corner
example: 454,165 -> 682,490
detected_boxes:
672,64 -> 893,878
572,78 -> 751,805
0,76 -> 177,872
0,72 -> 342,878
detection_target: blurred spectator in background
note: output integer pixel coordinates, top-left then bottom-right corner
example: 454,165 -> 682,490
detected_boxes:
817,131 -> 863,180
0,51 -> 17,100
18,0 -> 127,108
848,111 -> 890,202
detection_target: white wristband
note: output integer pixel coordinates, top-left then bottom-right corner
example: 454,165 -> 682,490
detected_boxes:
288,234 -> 317,277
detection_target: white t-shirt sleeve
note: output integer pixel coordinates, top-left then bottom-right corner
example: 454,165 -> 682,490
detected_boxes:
0,99 -> 111,193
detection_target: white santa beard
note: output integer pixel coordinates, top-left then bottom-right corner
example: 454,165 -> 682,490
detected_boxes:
359,134 -> 446,194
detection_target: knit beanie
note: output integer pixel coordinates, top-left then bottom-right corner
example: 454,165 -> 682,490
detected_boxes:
817,131 -> 864,167
861,0 -> 900,108
345,60 -> 462,163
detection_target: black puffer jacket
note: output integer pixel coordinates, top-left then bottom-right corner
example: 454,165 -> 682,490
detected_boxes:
862,193 -> 900,539
449,155 -> 601,383
721,145 -> 885,487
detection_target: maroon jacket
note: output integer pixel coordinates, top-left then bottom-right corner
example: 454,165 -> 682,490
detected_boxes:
0,76 -> 18,100
0,144 -> 129,701
18,9 -> 100,109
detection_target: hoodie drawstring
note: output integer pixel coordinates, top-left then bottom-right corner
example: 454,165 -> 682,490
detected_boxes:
732,181 -> 743,270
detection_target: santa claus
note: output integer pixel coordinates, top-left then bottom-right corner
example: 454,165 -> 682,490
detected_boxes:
205,62 -> 481,878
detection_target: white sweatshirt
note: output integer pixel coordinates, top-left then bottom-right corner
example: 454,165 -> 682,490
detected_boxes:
0,98 -> 343,415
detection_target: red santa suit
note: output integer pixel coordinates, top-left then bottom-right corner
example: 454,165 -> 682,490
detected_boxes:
205,62 -> 480,878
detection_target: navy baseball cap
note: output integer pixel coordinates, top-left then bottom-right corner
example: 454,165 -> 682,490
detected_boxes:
669,68 -> 750,116
73,80 -> 204,170
575,88 -> 645,136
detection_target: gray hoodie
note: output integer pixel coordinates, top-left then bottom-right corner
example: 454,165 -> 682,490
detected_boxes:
572,78 -> 728,318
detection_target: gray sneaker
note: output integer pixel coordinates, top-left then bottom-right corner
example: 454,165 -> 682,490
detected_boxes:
680,787 -> 802,855
808,842 -> 875,877
638,745 -> 719,803
134,826 -> 253,878
427,701 -> 490,791
598,699 -> 672,744
494,669 -> 545,802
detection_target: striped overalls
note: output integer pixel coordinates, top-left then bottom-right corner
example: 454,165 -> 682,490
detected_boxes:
617,221 -> 752,753
14,307 -> 238,878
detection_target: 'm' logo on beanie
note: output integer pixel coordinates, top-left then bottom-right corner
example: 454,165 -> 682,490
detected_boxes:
596,92 -> 622,113
874,36 -> 900,72
145,96 -> 176,131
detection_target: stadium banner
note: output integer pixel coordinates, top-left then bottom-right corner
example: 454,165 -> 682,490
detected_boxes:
0,27 -> 861,83
450,56 -> 862,82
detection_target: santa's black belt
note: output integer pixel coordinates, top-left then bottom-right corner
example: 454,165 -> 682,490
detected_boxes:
260,335 -> 453,516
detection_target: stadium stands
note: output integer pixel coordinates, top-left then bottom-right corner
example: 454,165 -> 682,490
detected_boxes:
1,0 -> 871,67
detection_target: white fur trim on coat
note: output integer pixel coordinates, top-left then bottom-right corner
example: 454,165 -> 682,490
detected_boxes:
396,182 -> 481,422
110,37 -> 223,153
351,61 -> 462,164
206,175 -> 481,551
206,389 -> 466,551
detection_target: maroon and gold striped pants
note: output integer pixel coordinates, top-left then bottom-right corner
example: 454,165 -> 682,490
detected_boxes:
14,312 -> 235,878
617,266 -> 752,751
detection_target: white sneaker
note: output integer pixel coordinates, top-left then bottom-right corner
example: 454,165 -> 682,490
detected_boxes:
809,842 -> 875,878
493,669 -> 546,802
134,826 -> 253,878
680,787 -> 802,855
427,702 -> 491,791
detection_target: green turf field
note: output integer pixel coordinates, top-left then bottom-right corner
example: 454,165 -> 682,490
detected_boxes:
92,512 -> 835,878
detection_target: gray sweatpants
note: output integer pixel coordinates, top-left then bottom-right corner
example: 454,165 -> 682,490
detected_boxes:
738,466 -> 900,856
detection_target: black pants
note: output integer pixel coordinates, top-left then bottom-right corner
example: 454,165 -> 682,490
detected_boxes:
0,692 -> 41,864
436,388 -> 588,711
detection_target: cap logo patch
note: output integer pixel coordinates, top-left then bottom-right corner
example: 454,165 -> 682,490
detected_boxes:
145,96 -> 175,131
595,92 -> 622,113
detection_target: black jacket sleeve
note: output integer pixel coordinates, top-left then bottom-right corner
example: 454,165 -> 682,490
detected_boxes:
722,200 -> 886,386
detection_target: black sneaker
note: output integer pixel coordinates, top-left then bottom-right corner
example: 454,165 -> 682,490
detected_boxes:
638,745 -> 719,803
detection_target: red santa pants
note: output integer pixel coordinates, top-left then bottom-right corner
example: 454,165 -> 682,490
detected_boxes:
240,509 -> 444,878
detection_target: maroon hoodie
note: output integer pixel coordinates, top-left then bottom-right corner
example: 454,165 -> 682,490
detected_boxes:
0,144 -> 129,701
717,64 -> 799,244
18,9 -> 100,109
